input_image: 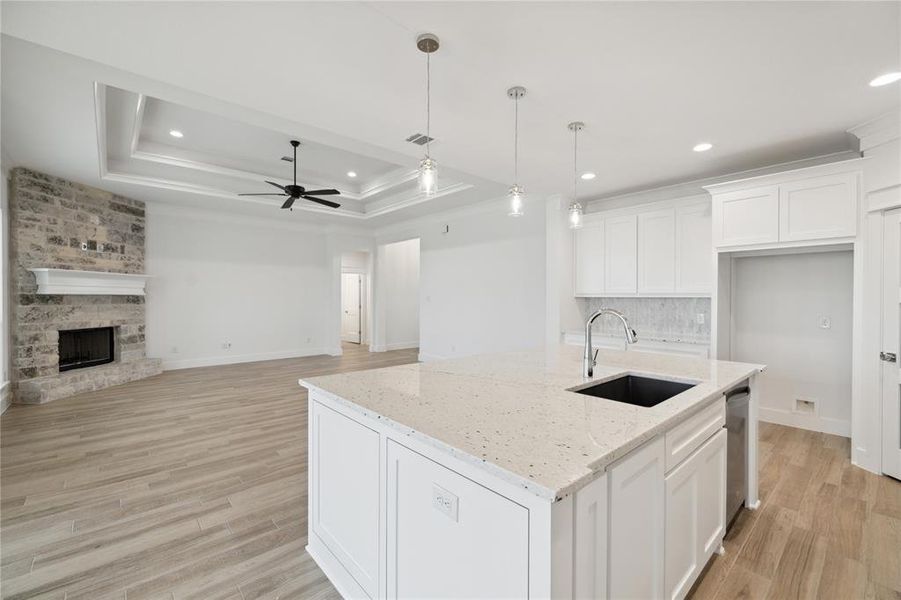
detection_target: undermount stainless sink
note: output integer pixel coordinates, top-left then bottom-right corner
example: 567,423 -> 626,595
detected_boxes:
571,374 -> 697,408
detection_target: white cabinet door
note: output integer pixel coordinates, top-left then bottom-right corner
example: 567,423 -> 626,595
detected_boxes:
638,208 -> 676,294
779,172 -> 858,241
574,221 -> 605,296
605,214 -> 638,294
310,402 -> 381,598
712,185 -> 779,248
609,435 -> 665,599
664,429 -> 727,600
574,472 -> 608,600
675,203 -> 713,294
386,440 -> 529,599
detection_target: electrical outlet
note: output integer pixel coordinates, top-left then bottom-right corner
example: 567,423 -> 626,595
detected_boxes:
432,484 -> 458,522
696,313 -> 705,325
818,316 -> 831,329
221,342 -> 232,350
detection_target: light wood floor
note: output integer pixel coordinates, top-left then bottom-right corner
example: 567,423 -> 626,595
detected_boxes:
0,343 -> 418,600
689,423 -> 901,600
1,345 -> 899,599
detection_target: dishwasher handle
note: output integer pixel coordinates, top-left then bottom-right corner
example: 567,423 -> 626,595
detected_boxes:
725,386 -> 750,402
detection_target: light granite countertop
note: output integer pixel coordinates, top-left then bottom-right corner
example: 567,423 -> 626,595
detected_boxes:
300,345 -> 764,501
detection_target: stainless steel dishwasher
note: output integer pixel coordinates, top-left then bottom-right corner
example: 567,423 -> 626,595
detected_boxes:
725,384 -> 750,530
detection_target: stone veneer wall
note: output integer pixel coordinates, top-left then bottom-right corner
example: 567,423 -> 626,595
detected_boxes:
9,168 -> 161,404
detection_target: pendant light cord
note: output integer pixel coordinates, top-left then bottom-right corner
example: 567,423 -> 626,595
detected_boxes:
573,126 -> 578,201
514,95 -> 519,184
426,52 -> 431,157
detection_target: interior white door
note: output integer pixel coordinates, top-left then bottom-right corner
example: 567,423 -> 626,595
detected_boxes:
341,273 -> 362,344
882,208 -> 901,480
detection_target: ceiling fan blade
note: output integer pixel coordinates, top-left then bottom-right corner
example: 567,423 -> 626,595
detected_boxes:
281,197 -> 296,210
301,189 -> 340,196
265,180 -> 288,191
238,192 -> 289,196
302,195 -> 341,209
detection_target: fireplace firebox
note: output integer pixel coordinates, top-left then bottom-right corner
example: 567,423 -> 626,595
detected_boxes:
58,327 -> 115,372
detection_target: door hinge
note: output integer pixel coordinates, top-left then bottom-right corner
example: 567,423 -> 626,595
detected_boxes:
881,351 -> 898,363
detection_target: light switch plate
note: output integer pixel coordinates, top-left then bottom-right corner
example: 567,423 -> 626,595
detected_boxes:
432,484 -> 458,522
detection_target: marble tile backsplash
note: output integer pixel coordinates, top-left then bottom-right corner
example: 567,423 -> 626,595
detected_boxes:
577,297 -> 711,344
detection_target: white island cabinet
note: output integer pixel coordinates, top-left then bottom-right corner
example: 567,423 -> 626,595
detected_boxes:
302,346 -> 763,599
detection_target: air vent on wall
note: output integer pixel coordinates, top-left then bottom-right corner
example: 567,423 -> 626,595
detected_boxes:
406,133 -> 435,146
280,156 -> 294,162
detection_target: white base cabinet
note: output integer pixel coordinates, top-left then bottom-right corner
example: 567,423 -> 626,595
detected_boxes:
608,436 -> 666,600
308,393 -> 734,600
386,440 -> 529,599
664,428 -> 727,600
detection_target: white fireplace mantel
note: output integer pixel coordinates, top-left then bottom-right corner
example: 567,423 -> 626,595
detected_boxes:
29,268 -> 150,296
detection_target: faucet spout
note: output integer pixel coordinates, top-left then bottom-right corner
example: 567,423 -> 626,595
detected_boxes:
583,308 -> 638,378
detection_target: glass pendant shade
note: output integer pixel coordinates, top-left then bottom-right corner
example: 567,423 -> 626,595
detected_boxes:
569,202 -> 584,229
418,156 -> 438,195
508,184 -> 524,217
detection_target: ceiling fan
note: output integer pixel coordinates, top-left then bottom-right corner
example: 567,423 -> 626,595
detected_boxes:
238,140 -> 341,210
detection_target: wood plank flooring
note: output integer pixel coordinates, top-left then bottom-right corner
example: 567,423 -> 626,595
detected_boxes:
1,344 -> 898,599
1,343 -> 418,600
689,423 -> 901,600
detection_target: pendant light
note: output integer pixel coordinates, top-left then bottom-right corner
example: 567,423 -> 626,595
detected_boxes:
416,33 -> 439,195
567,121 -> 585,229
506,86 -> 526,216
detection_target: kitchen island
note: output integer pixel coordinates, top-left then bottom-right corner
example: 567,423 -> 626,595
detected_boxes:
300,345 -> 764,600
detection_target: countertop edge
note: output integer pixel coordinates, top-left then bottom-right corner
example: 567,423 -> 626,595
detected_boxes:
299,363 -> 763,502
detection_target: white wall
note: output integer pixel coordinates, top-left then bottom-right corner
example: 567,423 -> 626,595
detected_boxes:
146,207 -> 334,369
377,199 -> 546,361
731,251 -> 853,436
373,238 -> 419,351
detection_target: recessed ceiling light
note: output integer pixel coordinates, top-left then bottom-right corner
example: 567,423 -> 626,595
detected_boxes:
580,172 -> 596,180
693,142 -> 713,152
869,71 -> 901,87
169,129 -> 184,138
346,171 -> 357,178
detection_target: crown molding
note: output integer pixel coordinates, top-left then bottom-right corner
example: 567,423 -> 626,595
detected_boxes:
586,149 -> 861,211
145,201 -> 370,236
847,109 -> 901,153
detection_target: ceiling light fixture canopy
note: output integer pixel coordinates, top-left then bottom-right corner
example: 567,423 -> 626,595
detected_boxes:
417,33 -> 440,196
507,86 -> 526,217
869,71 -> 901,87
568,121 -> 585,229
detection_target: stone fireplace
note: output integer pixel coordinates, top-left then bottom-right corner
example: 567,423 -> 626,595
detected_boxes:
9,168 -> 161,404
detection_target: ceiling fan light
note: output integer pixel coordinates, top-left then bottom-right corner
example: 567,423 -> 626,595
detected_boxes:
418,156 -> 438,195
569,202 -> 584,229
508,184 -> 525,217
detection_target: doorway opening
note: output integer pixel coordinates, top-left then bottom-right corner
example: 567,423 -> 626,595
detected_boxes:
340,251 -> 370,347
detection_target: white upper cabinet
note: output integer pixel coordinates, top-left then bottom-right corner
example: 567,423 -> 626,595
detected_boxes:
574,221 -> 605,296
779,172 -> 858,241
707,160 -> 862,251
712,185 -> 780,248
675,203 -> 713,294
638,208 -> 676,294
604,215 -> 638,294
572,199 -> 711,298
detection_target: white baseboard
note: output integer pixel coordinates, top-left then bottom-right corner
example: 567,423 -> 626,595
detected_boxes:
161,347 -> 333,370
0,381 -> 11,415
758,406 -> 850,438
370,341 -> 419,353
306,536 -> 369,599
